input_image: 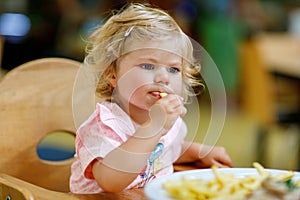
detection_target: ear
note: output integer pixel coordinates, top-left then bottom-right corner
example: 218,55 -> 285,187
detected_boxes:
104,63 -> 117,88
109,73 -> 117,88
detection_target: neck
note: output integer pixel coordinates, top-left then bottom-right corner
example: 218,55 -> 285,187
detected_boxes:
128,104 -> 149,125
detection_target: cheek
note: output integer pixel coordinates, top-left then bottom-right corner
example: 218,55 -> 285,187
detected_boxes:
170,76 -> 183,95
116,70 -> 152,99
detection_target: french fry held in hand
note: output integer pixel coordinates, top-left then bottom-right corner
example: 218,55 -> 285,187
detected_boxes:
160,92 -> 168,98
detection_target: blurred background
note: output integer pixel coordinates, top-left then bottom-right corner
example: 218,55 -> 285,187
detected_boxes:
0,0 -> 299,170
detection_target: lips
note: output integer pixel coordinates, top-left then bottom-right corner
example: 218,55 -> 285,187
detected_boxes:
150,91 -> 161,99
149,91 -> 168,99
148,85 -> 170,99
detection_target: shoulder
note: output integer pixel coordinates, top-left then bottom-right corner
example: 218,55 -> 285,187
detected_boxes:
78,102 -> 122,127
77,101 -> 135,141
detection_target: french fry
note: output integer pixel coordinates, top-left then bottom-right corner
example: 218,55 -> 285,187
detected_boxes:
159,92 -> 168,98
162,162 -> 299,200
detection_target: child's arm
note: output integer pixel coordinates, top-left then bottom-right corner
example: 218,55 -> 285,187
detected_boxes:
174,142 -> 233,168
92,121 -> 164,192
92,94 -> 185,192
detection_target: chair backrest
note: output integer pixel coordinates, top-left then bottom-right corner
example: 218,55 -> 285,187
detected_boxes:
0,58 -> 80,192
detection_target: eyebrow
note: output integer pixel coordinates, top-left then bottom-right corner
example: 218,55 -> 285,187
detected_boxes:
136,56 -> 182,67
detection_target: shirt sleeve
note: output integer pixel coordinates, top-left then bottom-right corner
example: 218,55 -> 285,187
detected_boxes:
75,104 -> 127,179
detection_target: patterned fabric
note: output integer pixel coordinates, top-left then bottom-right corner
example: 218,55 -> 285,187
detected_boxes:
70,101 -> 187,193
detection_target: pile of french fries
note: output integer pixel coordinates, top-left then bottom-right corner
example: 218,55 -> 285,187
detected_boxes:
163,162 -> 300,200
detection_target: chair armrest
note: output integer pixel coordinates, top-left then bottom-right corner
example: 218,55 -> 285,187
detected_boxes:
0,173 -> 34,200
0,173 -> 79,200
0,173 -> 145,200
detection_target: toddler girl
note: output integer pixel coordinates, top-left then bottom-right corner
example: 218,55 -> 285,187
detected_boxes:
70,3 -> 233,193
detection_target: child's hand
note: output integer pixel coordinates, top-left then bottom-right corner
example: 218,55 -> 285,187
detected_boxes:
149,94 -> 186,133
195,144 -> 233,168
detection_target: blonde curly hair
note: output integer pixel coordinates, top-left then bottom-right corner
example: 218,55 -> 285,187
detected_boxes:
84,3 -> 202,102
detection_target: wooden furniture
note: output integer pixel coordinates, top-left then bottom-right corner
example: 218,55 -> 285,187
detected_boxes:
0,58 -> 160,199
0,173 -> 146,200
0,58 -> 80,192
240,33 -> 300,165
240,33 -> 300,125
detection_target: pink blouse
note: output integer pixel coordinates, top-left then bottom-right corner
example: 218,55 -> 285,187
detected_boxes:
69,101 -> 187,193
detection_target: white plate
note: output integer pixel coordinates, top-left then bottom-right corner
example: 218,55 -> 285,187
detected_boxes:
144,168 -> 300,200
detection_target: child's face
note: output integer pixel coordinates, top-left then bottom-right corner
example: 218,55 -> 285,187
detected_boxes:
111,45 -> 183,111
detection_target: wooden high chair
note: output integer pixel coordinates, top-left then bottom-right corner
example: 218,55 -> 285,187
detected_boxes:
0,58 -> 80,198
0,58 -> 146,200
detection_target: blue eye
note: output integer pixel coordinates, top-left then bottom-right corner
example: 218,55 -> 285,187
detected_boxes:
167,67 -> 180,73
140,63 -> 154,70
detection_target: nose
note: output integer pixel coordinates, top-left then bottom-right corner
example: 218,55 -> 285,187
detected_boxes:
154,66 -> 169,85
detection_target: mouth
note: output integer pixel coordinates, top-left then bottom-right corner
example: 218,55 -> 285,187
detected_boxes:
149,91 -> 168,99
149,91 -> 161,99
147,85 -> 171,99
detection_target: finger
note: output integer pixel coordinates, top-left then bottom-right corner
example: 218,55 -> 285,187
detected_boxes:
180,105 -> 187,117
167,103 -> 186,117
218,164 -> 231,168
211,160 -> 229,168
213,155 -> 234,168
168,96 -> 184,109
221,153 -> 234,167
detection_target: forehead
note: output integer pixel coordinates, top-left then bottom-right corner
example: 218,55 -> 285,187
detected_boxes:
122,48 -> 182,64
122,34 -> 186,59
